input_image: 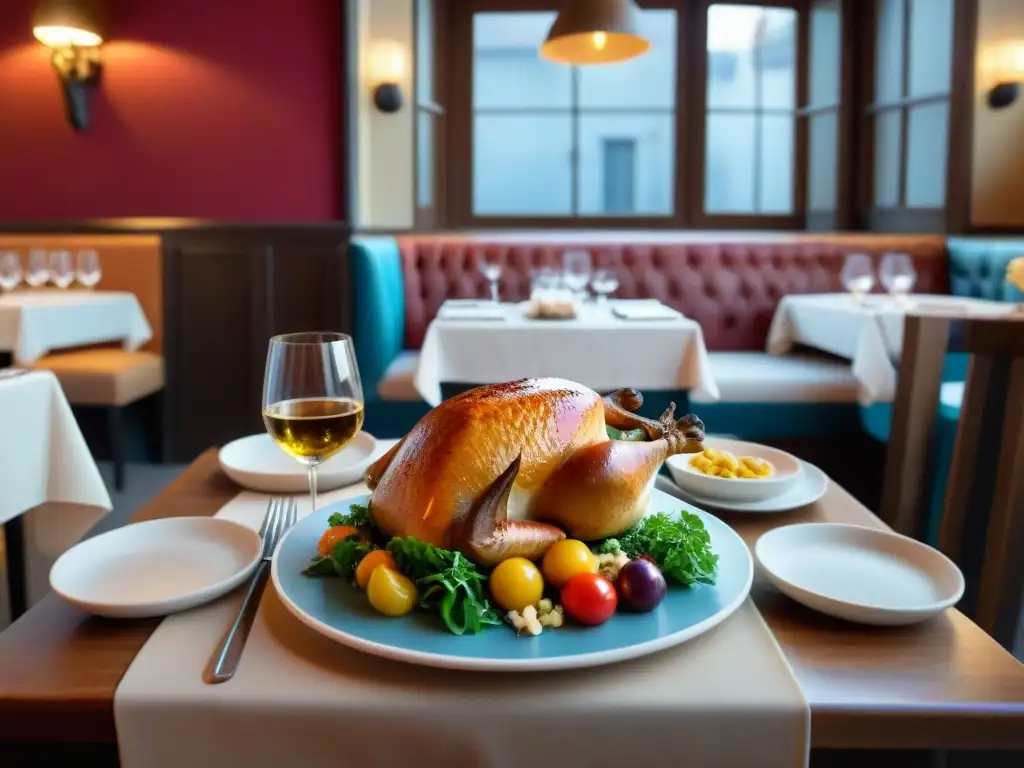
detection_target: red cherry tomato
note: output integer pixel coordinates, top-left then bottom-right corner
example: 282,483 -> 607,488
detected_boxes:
560,572 -> 618,626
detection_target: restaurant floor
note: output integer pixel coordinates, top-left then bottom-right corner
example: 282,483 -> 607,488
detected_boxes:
1,461 -> 1023,660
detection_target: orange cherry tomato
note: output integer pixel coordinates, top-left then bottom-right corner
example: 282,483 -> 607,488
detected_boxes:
317,525 -> 361,557
560,572 -> 618,626
355,549 -> 399,589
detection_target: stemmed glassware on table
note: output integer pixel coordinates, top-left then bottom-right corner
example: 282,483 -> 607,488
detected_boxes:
0,252 -> 22,293
562,249 -> 592,301
477,252 -> 503,303
262,332 -> 364,512
590,268 -> 620,307
841,253 -> 876,304
879,251 -> 917,306
75,249 -> 102,288
25,249 -> 49,288
48,250 -> 74,289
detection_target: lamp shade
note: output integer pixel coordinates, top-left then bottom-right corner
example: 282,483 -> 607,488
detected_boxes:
33,0 -> 106,47
540,0 -> 650,66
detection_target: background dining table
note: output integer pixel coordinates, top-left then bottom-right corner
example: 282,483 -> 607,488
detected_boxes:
0,449 -> 1021,767
0,290 -> 152,365
415,300 -> 721,406
766,294 -> 1014,404
0,370 -> 111,623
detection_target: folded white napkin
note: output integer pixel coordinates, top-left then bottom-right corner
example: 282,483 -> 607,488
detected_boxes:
612,302 -> 681,321
437,303 -> 506,321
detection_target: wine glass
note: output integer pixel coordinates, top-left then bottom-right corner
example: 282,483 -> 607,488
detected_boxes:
25,249 -> 49,288
75,249 -> 102,288
477,252 -> 503,303
49,250 -> 74,289
0,252 -> 22,292
841,253 -> 875,303
262,332 -> 364,512
879,251 -> 917,303
590,268 -> 620,307
563,249 -> 592,299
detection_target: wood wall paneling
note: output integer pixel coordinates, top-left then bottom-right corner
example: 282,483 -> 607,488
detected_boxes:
161,226 -> 351,462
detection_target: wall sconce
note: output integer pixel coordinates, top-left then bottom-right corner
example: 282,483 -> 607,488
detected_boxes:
32,0 -> 107,132
988,43 -> 1024,110
369,39 -> 406,114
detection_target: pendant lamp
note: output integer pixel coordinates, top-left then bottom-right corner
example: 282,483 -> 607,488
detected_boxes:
540,0 -> 650,66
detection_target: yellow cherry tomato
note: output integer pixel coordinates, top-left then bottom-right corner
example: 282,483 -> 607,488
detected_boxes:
355,549 -> 399,589
367,566 -> 418,617
541,539 -> 598,588
317,525 -> 361,556
489,557 -> 545,612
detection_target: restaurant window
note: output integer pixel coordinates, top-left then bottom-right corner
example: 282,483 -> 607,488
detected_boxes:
415,0 -> 445,229
804,0 -> 842,229
702,4 -> 799,218
467,7 -> 677,221
864,0 -> 955,230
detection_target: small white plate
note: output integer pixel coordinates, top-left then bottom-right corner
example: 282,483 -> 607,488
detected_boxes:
219,432 -> 380,494
50,517 -> 261,618
665,438 -> 803,503
656,459 -> 828,513
755,523 -> 964,625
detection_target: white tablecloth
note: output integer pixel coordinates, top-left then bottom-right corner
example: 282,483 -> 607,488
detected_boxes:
415,302 -> 721,406
0,290 -> 153,364
766,294 -> 1013,404
0,371 -> 111,610
115,447 -> 807,768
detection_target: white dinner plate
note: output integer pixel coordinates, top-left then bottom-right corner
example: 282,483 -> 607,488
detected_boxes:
656,458 -> 828,513
755,523 -> 964,625
219,432 -> 380,494
272,488 -> 753,672
50,517 -> 261,618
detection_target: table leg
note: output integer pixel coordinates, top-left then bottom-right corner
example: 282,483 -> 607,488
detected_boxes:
3,515 -> 27,622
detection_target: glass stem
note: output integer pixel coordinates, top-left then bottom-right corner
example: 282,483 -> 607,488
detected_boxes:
490,280 -> 499,303
308,463 -> 319,513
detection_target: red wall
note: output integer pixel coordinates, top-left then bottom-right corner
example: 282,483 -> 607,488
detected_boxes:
0,0 -> 343,221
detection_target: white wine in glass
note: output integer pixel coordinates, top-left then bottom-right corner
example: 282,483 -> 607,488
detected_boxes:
262,332 -> 364,512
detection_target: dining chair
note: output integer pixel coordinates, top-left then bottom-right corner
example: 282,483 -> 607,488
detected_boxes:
882,313 -> 1024,648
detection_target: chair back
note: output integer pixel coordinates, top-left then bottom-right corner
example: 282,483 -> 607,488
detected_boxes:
939,315 -> 1024,648
883,312 -> 1024,648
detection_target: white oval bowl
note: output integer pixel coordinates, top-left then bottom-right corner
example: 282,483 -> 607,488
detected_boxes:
665,438 -> 803,503
219,432 -> 379,494
50,517 -> 262,618
755,523 -> 964,625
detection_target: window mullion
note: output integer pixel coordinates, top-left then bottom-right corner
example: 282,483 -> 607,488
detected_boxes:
571,66 -> 580,217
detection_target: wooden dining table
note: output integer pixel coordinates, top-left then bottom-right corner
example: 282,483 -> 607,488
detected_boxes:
0,449 -> 1022,765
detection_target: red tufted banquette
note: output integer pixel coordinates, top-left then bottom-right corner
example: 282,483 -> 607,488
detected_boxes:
396,233 -> 949,351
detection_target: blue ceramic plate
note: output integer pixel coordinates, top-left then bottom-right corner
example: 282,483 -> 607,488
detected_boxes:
271,488 -> 753,671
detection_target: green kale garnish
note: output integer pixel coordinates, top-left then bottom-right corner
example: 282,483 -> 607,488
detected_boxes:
303,535 -> 378,578
327,503 -> 371,528
598,512 -> 718,586
386,537 -> 502,635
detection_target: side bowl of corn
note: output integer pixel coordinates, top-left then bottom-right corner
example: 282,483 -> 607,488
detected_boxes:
664,440 -> 804,503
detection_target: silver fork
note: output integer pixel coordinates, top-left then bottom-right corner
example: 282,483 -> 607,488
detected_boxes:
203,497 -> 297,684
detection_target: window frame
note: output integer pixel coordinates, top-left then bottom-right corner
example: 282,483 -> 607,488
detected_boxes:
856,0 -> 973,233
691,0 -> 808,229
413,0 -> 447,230
443,0 -> 808,230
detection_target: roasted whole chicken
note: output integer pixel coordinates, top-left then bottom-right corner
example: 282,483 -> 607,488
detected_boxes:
366,379 -> 705,566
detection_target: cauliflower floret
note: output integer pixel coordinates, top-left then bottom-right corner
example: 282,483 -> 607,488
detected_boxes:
597,550 -> 630,581
507,602 -> 563,635
539,605 -> 564,628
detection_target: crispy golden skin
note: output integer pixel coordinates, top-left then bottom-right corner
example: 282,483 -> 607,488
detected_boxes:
366,378 -> 704,565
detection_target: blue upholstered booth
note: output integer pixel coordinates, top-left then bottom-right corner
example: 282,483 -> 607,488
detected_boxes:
350,237 -> 430,437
